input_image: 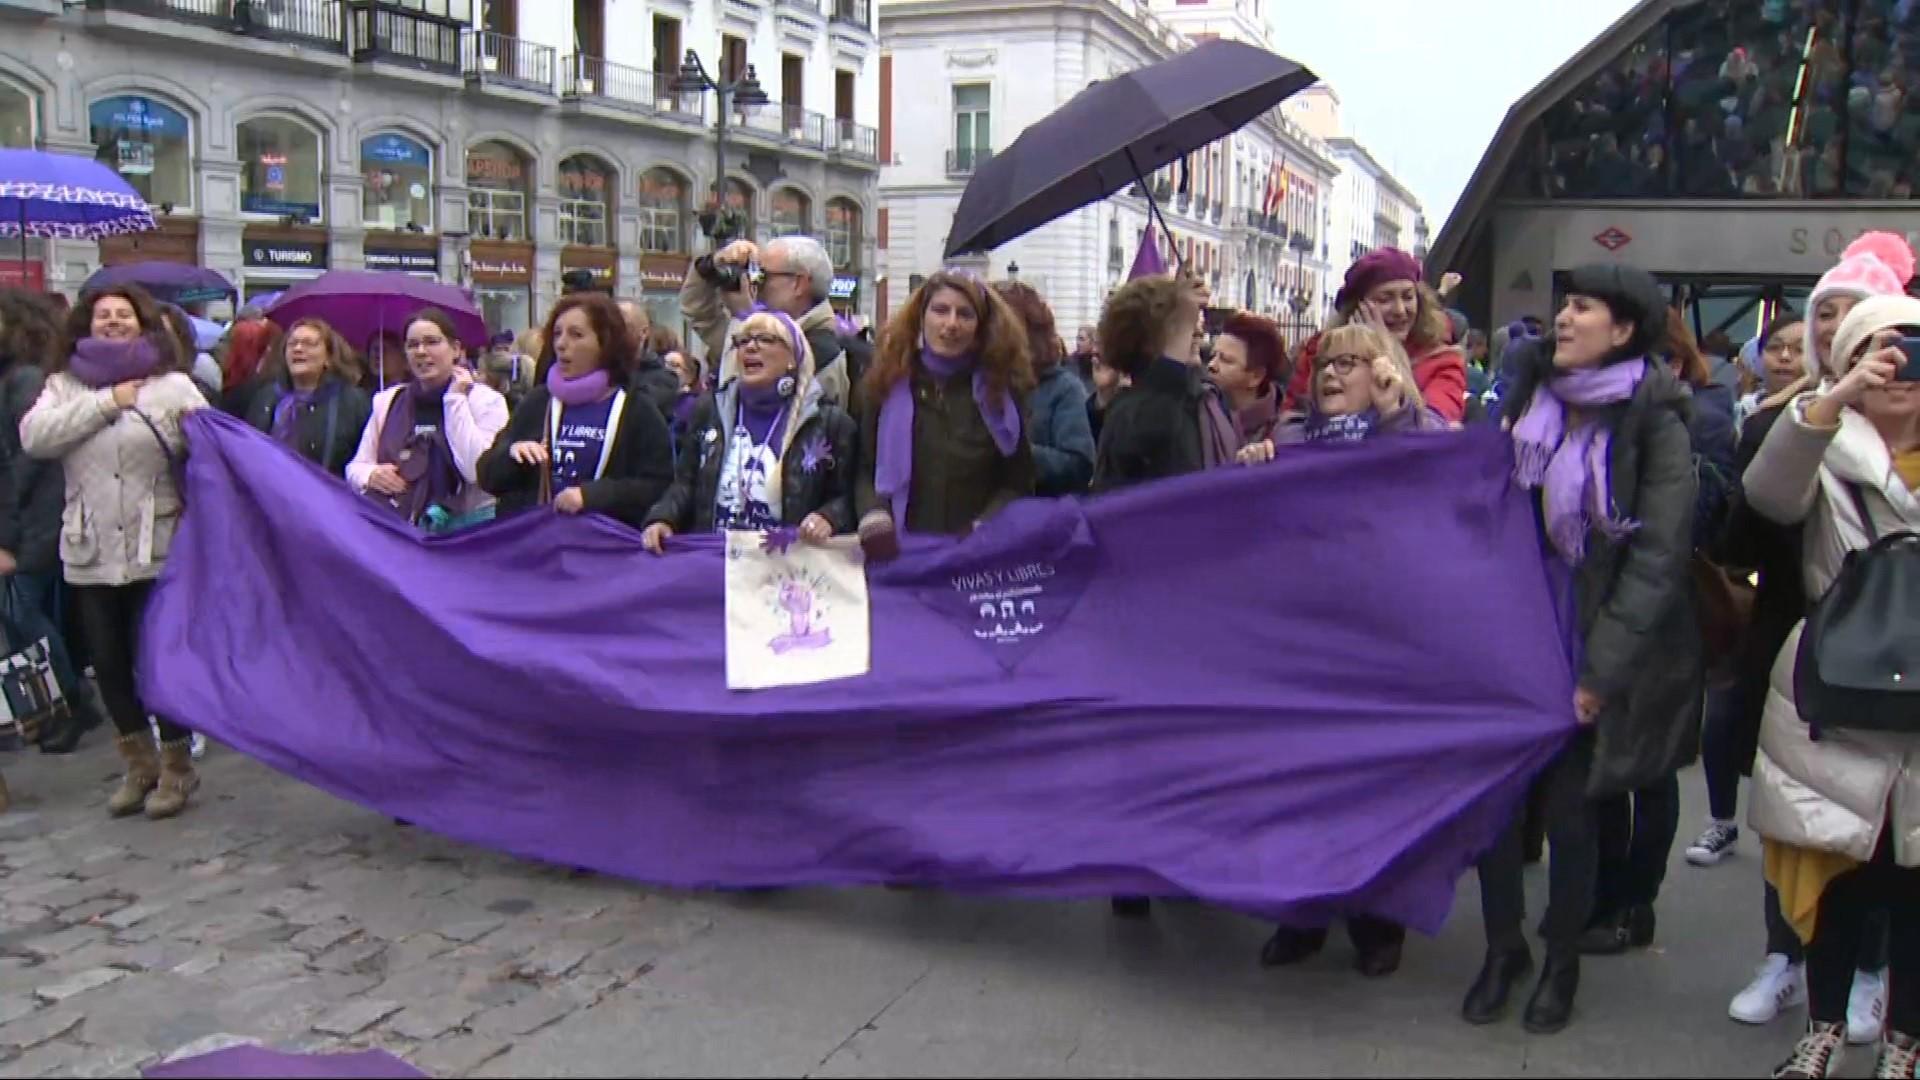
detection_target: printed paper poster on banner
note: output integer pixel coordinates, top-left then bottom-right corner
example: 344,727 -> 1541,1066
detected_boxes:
724,531 -> 871,690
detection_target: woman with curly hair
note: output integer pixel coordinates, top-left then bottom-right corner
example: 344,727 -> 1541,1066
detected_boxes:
1285,249 -> 1468,422
1090,273 -> 1237,491
242,318 -> 373,478
855,270 -> 1034,550
994,281 -> 1094,496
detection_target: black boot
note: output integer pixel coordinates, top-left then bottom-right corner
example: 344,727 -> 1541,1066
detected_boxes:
1624,903 -> 1656,948
1576,910 -> 1629,956
1110,896 -> 1151,919
1461,944 -> 1534,1025
1522,948 -> 1579,1034
1258,926 -> 1328,967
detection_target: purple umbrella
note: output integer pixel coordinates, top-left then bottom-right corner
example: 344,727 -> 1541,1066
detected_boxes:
264,270 -> 487,355
0,148 -> 155,268
1127,229 -> 1168,281
945,39 -> 1314,267
84,261 -> 235,305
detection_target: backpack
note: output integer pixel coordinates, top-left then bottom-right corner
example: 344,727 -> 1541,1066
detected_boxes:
1792,483 -> 1920,738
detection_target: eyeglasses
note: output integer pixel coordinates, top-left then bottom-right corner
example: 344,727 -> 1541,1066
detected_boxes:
1315,353 -> 1375,376
1763,340 -> 1805,357
731,331 -> 789,352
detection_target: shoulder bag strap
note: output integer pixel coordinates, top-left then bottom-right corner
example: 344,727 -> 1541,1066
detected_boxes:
1845,482 -> 1879,544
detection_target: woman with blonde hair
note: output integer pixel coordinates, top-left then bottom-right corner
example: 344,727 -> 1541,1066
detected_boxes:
242,317 -> 372,478
1241,323 -> 1441,461
855,270 -> 1034,551
642,307 -> 857,549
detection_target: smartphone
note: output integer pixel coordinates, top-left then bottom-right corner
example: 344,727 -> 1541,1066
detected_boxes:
1900,335 -> 1920,381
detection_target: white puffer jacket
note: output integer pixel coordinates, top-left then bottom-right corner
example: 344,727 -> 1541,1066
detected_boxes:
1742,395 -> 1920,866
19,370 -> 207,587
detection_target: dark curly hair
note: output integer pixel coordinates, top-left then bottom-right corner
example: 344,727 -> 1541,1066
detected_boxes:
55,285 -> 188,377
0,288 -> 62,374
865,270 -> 1033,407
1098,275 -> 1185,378
991,280 -> 1060,370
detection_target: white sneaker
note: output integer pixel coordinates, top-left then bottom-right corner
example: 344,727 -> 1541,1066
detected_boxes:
1850,968 -> 1888,1045
1686,820 -> 1740,865
1732,954 -> 1808,1024
190,733 -> 206,760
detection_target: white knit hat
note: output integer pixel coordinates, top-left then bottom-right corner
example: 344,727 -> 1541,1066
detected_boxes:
1805,232 -> 1916,380
1828,293 -> 1920,377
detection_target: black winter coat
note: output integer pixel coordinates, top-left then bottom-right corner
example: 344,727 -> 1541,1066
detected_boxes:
242,376 -> 373,477
0,363 -> 63,574
630,357 -> 684,425
646,383 -> 859,534
1091,358 -> 1208,491
476,385 -> 675,530
1514,357 -> 1704,798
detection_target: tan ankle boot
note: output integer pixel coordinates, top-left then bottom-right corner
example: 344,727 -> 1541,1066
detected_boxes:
108,733 -> 160,817
144,738 -> 199,820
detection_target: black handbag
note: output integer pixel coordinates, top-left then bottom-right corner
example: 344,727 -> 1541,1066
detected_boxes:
0,602 -> 64,746
1793,483 -> 1920,738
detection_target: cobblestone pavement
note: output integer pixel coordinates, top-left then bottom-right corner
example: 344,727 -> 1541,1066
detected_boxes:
0,742 -> 1800,1077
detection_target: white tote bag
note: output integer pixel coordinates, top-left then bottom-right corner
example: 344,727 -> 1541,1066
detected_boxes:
724,531 -> 871,690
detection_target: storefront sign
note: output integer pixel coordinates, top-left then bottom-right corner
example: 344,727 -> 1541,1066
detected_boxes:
640,253 -> 692,291
0,260 -> 45,291
472,257 -> 530,278
245,240 -> 329,269
468,240 -> 535,284
365,248 -> 441,274
829,275 -> 858,300
363,133 -> 431,167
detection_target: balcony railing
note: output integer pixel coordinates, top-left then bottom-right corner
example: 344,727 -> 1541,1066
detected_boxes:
780,0 -> 821,10
87,0 -> 346,50
830,0 -> 868,27
464,29 -> 555,92
946,147 -> 991,175
349,0 -> 460,72
833,119 -> 877,162
653,72 -> 707,121
782,104 -> 829,150
560,54 -> 656,109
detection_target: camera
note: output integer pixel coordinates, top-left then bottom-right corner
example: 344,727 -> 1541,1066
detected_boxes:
697,254 -> 751,294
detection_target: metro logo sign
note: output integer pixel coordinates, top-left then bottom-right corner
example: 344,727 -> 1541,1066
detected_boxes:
1593,227 -> 1632,252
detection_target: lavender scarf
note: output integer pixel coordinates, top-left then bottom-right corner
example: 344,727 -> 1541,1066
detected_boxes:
873,347 -> 1022,529
69,337 -> 163,389
1511,358 -> 1648,564
374,379 -> 459,525
269,379 -> 338,448
546,365 -> 614,407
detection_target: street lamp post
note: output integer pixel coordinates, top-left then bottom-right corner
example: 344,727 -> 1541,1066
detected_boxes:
672,50 -> 770,243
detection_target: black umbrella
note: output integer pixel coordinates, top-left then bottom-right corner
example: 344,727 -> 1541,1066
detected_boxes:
944,39 -> 1315,265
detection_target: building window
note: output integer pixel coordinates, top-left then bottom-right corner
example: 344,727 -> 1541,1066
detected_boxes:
361,132 -> 433,232
653,15 -> 682,73
722,34 -> 748,81
558,154 -> 614,247
0,81 -> 35,149
769,188 -> 810,238
836,70 -> 855,121
89,94 -> 193,209
825,198 -> 860,269
638,167 -> 688,253
953,84 -> 990,164
724,177 -> 756,240
466,140 -> 530,240
238,116 -> 323,221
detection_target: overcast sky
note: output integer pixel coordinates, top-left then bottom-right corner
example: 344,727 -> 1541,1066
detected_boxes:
1274,0 -> 1640,225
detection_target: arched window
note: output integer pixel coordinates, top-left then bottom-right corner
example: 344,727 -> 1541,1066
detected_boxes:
466,140 -> 531,240
638,167 -> 688,254
724,177 -> 755,241
238,115 -> 324,221
557,154 -> 615,247
361,132 -> 433,232
0,79 -> 35,149
825,198 -> 861,271
769,187 -> 810,238
89,94 -> 193,208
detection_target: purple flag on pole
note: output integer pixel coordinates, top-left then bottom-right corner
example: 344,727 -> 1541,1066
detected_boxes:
1127,229 -> 1167,280
141,413 -> 1574,933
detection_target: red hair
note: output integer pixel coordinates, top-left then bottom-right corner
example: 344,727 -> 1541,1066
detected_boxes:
225,319 -> 281,389
1220,311 -> 1287,393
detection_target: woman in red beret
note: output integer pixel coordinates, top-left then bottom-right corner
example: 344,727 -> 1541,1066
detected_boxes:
1284,248 -> 1467,422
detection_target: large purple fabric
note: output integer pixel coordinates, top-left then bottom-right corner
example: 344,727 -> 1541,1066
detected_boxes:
140,413 -> 1575,933
143,1045 -> 424,1078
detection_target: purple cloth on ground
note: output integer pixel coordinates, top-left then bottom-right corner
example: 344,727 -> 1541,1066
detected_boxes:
142,1045 -> 425,1079
141,412 -> 1575,933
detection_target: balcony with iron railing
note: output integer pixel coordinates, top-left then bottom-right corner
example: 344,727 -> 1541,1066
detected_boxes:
946,146 -> 992,176
349,0 -> 461,73
830,0 -> 868,27
85,0 -> 346,51
463,29 -> 555,94
832,119 -> 877,163
782,104 -> 829,151
559,54 -> 656,110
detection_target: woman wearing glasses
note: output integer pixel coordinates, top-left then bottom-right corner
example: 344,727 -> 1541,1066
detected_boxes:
640,308 -> 858,552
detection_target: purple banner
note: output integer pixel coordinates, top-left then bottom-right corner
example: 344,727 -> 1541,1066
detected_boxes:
140,413 -> 1574,933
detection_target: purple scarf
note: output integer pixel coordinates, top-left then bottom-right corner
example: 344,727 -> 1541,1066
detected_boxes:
374,379 -> 459,525
69,336 -> 163,389
546,365 -> 614,407
872,347 -> 1022,529
1511,357 -> 1648,564
269,379 -> 337,448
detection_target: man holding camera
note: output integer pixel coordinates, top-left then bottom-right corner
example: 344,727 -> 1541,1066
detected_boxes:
681,235 -> 852,407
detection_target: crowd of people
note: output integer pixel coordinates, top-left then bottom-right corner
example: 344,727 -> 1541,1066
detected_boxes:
0,219 -> 1914,1079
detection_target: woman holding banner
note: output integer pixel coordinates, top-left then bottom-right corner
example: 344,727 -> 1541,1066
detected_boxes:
19,285 -> 208,819
1462,263 -> 1700,1035
346,309 -> 510,530
640,307 -> 857,550
242,318 -> 372,478
478,293 -> 675,530
854,271 -> 1034,553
